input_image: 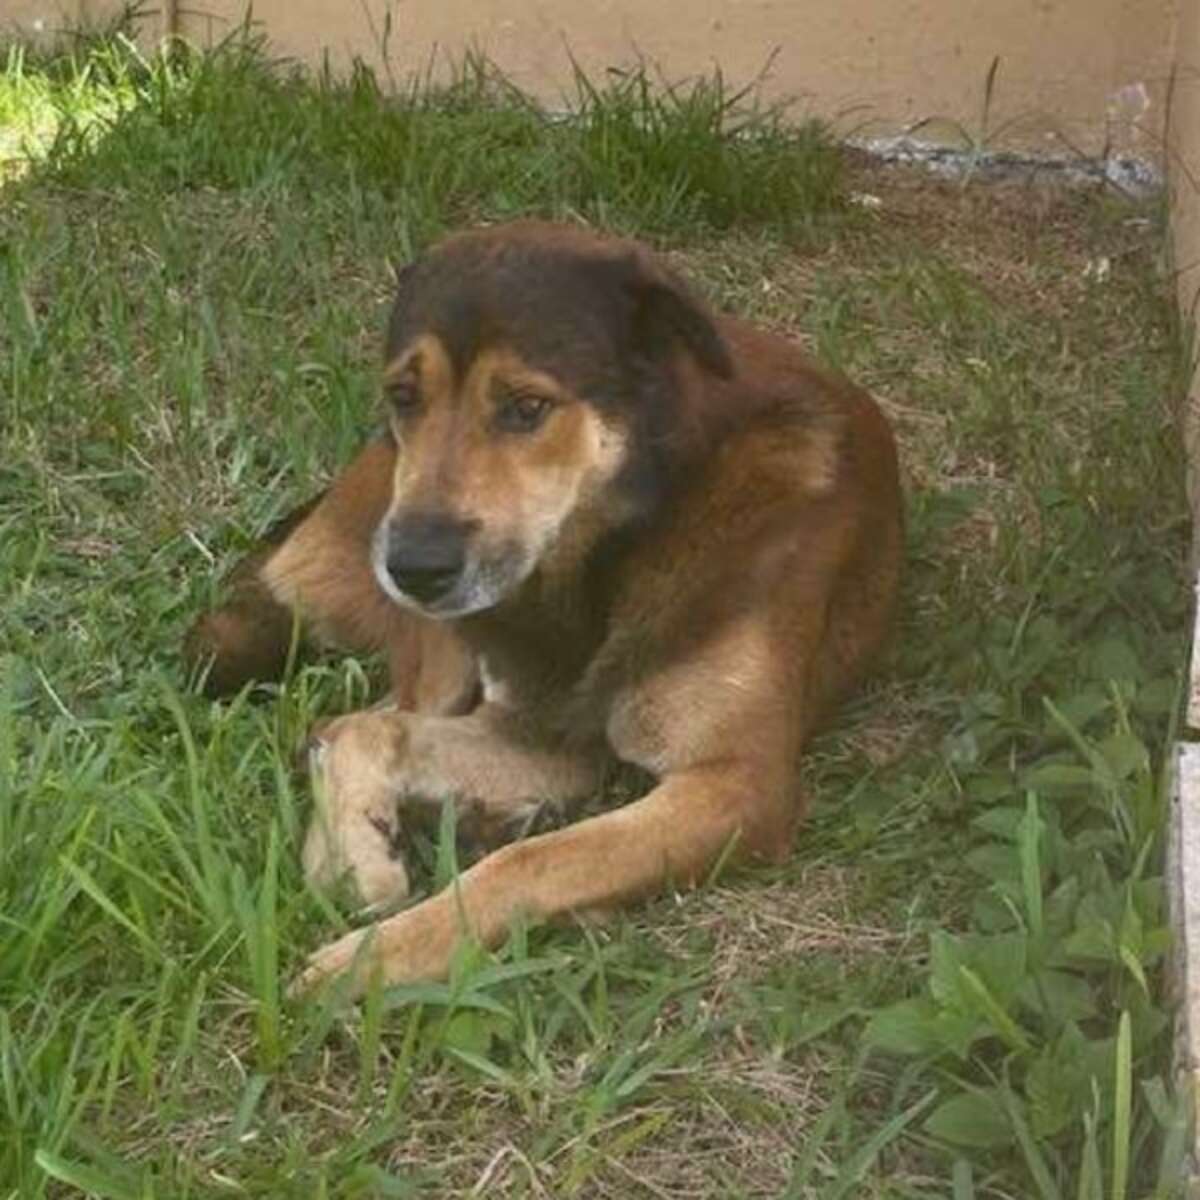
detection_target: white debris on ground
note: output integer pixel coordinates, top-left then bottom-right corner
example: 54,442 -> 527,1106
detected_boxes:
851,135 -> 1161,199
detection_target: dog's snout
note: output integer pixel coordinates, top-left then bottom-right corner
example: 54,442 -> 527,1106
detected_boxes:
384,513 -> 474,604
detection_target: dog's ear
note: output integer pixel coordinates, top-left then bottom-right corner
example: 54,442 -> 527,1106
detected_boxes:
389,260 -> 415,291
384,261 -> 418,358
623,253 -> 734,379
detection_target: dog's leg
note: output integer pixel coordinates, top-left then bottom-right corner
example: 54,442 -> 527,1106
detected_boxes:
300,707 -> 607,911
294,612 -> 809,997
185,440 -> 478,710
303,724 -> 412,910
294,763 -> 776,995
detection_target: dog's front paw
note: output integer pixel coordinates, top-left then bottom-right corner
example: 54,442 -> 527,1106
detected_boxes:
291,925 -> 375,998
302,714 -> 412,910
301,816 -> 411,910
291,893 -> 465,1000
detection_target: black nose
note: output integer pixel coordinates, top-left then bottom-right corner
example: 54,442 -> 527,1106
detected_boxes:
384,513 -> 473,604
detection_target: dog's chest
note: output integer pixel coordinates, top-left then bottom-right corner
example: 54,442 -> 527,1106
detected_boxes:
463,590 -> 607,716
479,657 -> 515,707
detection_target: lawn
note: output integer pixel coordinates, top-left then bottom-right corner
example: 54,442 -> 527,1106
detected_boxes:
0,23 -> 1192,1199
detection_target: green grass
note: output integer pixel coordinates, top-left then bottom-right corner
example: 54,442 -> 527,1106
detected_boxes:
0,23 -> 1192,1199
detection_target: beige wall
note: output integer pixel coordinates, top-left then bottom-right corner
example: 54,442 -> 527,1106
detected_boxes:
1,0 -> 1179,160
1,0 -> 123,37
182,1 -> 1176,157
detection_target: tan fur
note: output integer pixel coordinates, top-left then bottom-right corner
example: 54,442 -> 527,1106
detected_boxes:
375,338 -> 632,616
185,222 -> 903,998
192,440 -> 478,711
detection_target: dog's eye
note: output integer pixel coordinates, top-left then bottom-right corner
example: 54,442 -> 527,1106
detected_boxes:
495,392 -> 553,434
386,378 -> 421,417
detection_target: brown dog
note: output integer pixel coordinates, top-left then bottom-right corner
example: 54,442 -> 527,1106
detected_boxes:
186,221 -> 903,996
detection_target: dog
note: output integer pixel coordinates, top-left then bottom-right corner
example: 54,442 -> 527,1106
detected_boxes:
185,221 -> 903,997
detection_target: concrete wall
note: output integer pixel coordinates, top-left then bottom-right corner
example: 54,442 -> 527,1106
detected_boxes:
1,0 -> 1178,160
3,0 -> 87,39
1170,11 -> 1200,1175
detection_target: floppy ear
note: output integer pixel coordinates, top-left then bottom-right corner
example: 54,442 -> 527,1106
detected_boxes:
625,256 -> 734,379
384,261 -> 418,358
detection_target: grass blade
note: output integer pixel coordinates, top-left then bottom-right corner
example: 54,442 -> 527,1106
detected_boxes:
35,1148 -> 141,1200
952,1158 -> 975,1200
998,1077 -> 1063,1200
1019,791 -> 1044,940
957,965 -> 1032,1055
58,859 -> 161,960
829,1089 -> 936,1199
1111,1011 -> 1131,1200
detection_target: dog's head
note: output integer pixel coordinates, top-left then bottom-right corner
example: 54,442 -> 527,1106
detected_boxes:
370,222 -> 733,618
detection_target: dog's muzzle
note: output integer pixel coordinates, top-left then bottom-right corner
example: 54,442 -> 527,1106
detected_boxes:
381,512 -> 476,605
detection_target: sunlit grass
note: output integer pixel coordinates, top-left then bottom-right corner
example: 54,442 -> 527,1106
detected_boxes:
0,38 -> 142,179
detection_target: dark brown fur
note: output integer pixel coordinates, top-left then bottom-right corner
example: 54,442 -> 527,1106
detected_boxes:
184,222 -> 903,995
